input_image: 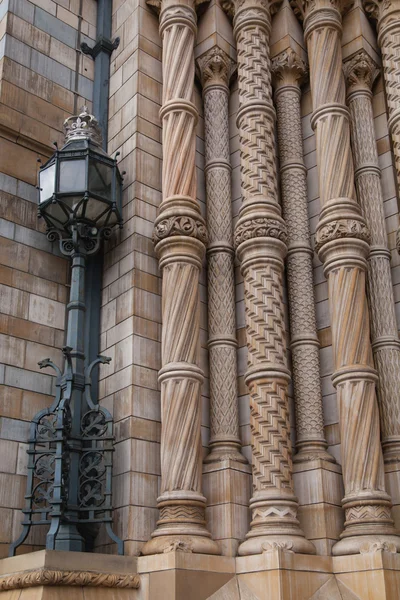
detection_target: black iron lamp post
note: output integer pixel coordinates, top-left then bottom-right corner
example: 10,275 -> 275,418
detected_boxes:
10,108 -> 124,555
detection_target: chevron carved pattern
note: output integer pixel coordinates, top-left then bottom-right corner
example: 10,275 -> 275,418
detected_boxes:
244,265 -> 286,368
236,23 -> 278,202
249,378 -> 292,491
226,0 -> 316,555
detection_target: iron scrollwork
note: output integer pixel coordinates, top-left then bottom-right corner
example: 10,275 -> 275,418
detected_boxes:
9,350 -> 123,556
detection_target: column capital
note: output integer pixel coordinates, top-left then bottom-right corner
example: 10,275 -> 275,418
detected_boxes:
222,0 -> 282,21
291,0 -> 353,22
271,48 -> 308,89
146,0 -> 206,14
196,47 -> 236,91
343,50 -> 380,96
363,0 -> 400,32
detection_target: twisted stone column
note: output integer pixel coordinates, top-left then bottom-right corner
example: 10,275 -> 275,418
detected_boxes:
291,0 -> 400,555
271,48 -> 334,464
363,0 -> 400,191
343,50 -> 400,464
196,47 -> 245,464
223,0 -> 315,556
142,0 -> 220,556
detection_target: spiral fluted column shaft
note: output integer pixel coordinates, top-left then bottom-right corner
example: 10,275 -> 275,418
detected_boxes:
142,0 -> 219,556
196,48 -> 244,464
224,0 -> 315,556
293,0 -> 400,555
363,0 -> 400,191
344,51 -> 400,464
272,50 -> 333,464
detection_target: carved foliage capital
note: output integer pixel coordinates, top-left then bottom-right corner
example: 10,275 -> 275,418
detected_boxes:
315,218 -> 370,252
197,47 -> 235,90
234,217 -> 287,248
362,0 -> 386,22
271,48 -> 308,87
146,0 -> 206,14
222,0 -> 281,20
153,215 -> 208,245
290,0 -> 353,21
343,50 -> 380,93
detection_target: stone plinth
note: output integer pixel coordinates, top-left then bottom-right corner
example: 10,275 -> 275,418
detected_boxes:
1,548 -> 400,599
0,550 -> 140,599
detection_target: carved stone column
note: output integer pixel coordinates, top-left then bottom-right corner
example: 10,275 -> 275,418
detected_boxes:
291,0 -> 400,555
363,0 -> 400,191
196,45 -> 251,557
223,0 -> 315,556
141,0 -> 220,556
344,51 -> 400,471
271,48 -> 334,464
197,47 -> 245,464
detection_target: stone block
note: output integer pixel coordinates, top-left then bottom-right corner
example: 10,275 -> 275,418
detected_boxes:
31,49 -> 71,90
28,294 -> 65,330
4,365 -> 53,396
0,284 -> 29,320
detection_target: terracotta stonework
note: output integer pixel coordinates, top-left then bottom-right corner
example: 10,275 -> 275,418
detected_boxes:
1,0 -> 400,596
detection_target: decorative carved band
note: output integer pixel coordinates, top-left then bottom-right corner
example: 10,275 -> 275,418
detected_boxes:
153,216 -> 208,244
0,570 -> 140,591
234,217 -> 288,248
315,218 -> 370,252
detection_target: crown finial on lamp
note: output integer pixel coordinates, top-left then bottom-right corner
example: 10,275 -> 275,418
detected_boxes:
63,106 -> 103,146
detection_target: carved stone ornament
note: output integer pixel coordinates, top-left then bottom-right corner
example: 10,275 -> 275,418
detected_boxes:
315,218 -> 370,252
63,105 -> 103,146
153,216 -> 208,244
0,569 -> 140,591
262,541 -> 295,553
234,217 -> 288,248
343,50 -> 380,93
196,46 -> 235,89
359,541 -> 397,554
162,540 -> 194,553
271,48 -> 308,84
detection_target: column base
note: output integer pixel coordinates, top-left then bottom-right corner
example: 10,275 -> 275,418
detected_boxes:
332,534 -> 400,556
140,493 -> 221,556
203,459 -> 252,556
293,459 -> 344,555
238,491 -> 316,556
140,533 -> 221,556
238,533 -> 316,556
385,461 -> 400,531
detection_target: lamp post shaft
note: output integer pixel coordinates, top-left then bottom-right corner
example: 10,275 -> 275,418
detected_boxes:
55,250 -> 87,552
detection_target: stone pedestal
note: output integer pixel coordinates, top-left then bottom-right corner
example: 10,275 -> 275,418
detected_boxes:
2,548 -> 400,599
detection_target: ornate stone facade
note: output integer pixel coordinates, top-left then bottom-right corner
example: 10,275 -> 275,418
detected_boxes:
1,0 -> 400,596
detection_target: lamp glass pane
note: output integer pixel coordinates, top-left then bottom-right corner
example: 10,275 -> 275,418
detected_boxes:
88,159 -> 112,201
84,197 -> 109,224
46,201 -> 69,228
59,159 -> 86,193
39,164 -> 55,203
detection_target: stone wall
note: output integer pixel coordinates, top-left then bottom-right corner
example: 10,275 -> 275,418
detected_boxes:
0,0 -> 96,556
